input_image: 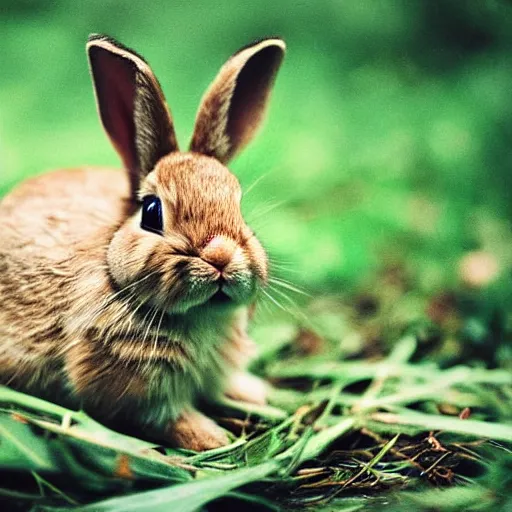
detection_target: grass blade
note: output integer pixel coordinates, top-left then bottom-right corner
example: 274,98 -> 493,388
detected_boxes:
371,410 -> 512,443
68,460 -> 280,512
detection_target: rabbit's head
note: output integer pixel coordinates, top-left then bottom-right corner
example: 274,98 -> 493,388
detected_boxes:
87,35 -> 285,314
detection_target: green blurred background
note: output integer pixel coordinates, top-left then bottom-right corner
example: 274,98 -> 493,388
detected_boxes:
1,0 -> 511,294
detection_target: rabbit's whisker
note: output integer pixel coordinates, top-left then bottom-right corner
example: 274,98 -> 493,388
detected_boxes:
268,277 -> 310,297
148,301 -> 169,366
260,288 -> 287,313
267,284 -> 309,323
246,199 -> 287,223
243,170 -> 273,196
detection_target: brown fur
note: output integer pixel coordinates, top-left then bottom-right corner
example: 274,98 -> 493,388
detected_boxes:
0,35 -> 285,450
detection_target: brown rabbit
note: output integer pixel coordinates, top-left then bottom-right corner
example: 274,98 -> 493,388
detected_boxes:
0,34 -> 285,451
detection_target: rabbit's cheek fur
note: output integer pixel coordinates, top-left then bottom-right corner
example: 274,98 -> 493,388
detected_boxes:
244,235 -> 268,284
106,219 -> 194,308
217,252 -> 258,303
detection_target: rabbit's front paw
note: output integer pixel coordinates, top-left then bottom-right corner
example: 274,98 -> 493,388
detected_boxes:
225,371 -> 268,405
166,409 -> 229,452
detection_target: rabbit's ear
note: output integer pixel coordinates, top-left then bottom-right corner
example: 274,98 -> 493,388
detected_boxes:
190,38 -> 285,164
87,34 -> 178,196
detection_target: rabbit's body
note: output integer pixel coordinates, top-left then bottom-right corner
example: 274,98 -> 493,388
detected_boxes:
0,168 -> 127,395
0,166 -> 252,428
0,35 -> 285,450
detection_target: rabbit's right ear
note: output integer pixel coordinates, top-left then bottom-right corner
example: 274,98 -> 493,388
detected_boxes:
190,38 -> 285,164
87,35 -> 178,197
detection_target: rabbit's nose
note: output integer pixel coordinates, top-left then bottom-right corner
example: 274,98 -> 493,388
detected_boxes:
201,235 -> 236,271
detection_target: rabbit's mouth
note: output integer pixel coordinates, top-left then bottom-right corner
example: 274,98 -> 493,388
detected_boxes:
208,289 -> 233,305
154,260 -> 260,314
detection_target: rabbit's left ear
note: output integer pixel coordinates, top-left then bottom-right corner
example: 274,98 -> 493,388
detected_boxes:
190,38 -> 285,164
87,34 -> 179,197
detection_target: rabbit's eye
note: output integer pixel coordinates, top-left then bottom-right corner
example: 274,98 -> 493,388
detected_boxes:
141,195 -> 163,235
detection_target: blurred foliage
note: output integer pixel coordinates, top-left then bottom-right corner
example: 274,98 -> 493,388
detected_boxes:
1,0 -> 511,510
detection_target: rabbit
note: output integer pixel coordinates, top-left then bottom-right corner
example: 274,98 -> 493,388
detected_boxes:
0,34 -> 285,451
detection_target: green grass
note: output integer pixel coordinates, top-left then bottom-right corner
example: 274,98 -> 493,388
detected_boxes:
1,275 -> 511,510
1,1 -> 511,510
